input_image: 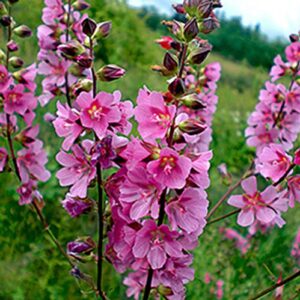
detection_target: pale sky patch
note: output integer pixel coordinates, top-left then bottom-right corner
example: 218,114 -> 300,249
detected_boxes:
128,0 -> 300,39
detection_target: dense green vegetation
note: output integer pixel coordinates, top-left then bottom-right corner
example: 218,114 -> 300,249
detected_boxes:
0,0 -> 299,299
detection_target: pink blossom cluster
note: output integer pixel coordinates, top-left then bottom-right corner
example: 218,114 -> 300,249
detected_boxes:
182,61 -> 221,152
37,0 -> 91,105
104,2 -> 222,297
228,39 -> 300,232
0,63 -> 49,205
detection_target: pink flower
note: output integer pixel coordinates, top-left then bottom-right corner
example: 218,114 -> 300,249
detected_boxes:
15,64 -> 37,92
53,101 -> 83,151
287,175 -> 300,207
17,180 -> 43,206
189,151 -> 212,189
0,147 -> 8,172
228,176 -> 288,227
17,140 -> 50,183
61,193 -> 93,217
74,91 -> 121,139
147,147 -> 192,189
135,89 -> 176,142
42,0 -> 64,25
132,220 -> 183,269
166,188 -> 208,234
158,255 -> 194,296
0,65 -> 12,92
270,55 -> 289,82
39,54 -> 71,87
3,84 -> 37,115
204,273 -> 211,284
256,144 -> 292,182
285,42 -> 300,63
56,142 -> 96,198
120,166 -> 162,220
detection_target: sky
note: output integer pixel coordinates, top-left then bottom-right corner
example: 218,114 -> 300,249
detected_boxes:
127,0 -> 300,39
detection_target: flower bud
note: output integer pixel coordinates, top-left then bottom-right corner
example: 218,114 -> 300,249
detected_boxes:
67,237 -> 96,261
168,77 -> 185,96
197,0 -> 213,18
180,94 -> 206,109
7,40 -> 18,52
13,25 -> 32,38
184,18 -> 199,42
58,40 -> 85,59
163,52 -> 178,71
290,34 -> 299,43
188,44 -> 212,64
178,118 -> 207,135
76,53 -> 92,69
92,21 -> 112,39
199,15 -> 220,34
72,0 -> 90,11
151,65 -> 172,76
0,2 -> 8,16
213,0 -> 222,8
71,79 -> 93,97
158,285 -> 173,297
9,56 -> 24,68
156,36 -> 173,50
96,64 -> 125,82
82,18 -> 97,37
172,4 -> 186,14
8,0 -> 19,4
0,49 -> 6,63
0,15 -> 11,26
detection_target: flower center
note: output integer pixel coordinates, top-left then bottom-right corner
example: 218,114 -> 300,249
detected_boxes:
243,192 -> 264,207
88,104 -> 103,120
160,156 -> 176,175
7,92 -> 21,104
152,113 -> 170,128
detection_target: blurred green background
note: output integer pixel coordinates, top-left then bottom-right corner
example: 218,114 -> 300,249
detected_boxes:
0,0 -> 300,299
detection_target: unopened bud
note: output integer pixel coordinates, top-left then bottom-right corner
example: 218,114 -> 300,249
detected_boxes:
181,94 -> 206,110
73,0 -> 90,11
0,15 -> 11,26
158,285 -> 173,297
172,4 -> 186,14
184,18 -> 199,42
163,52 -> 178,71
82,18 -> 97,37
93,21 -> 112,39
7,40 -> 18,52
13,25 -> 32,38
96,65 -> 125,82
188,44 -> 212,64
58,40 -> 85,59
76,53 -> 92,69
156,36 -> 173,50
290,34 -> 299,43
9,56 -> 24,68
0,49 -> 6,63
168,78 -> 185,96
198,0 -> 213,18
172,20 -> 184,39
213,0 -> 222,8
199,15 -> 220,34
0,2 -> 8,16
71,78 -> 93,97
178,118 -> 207,135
